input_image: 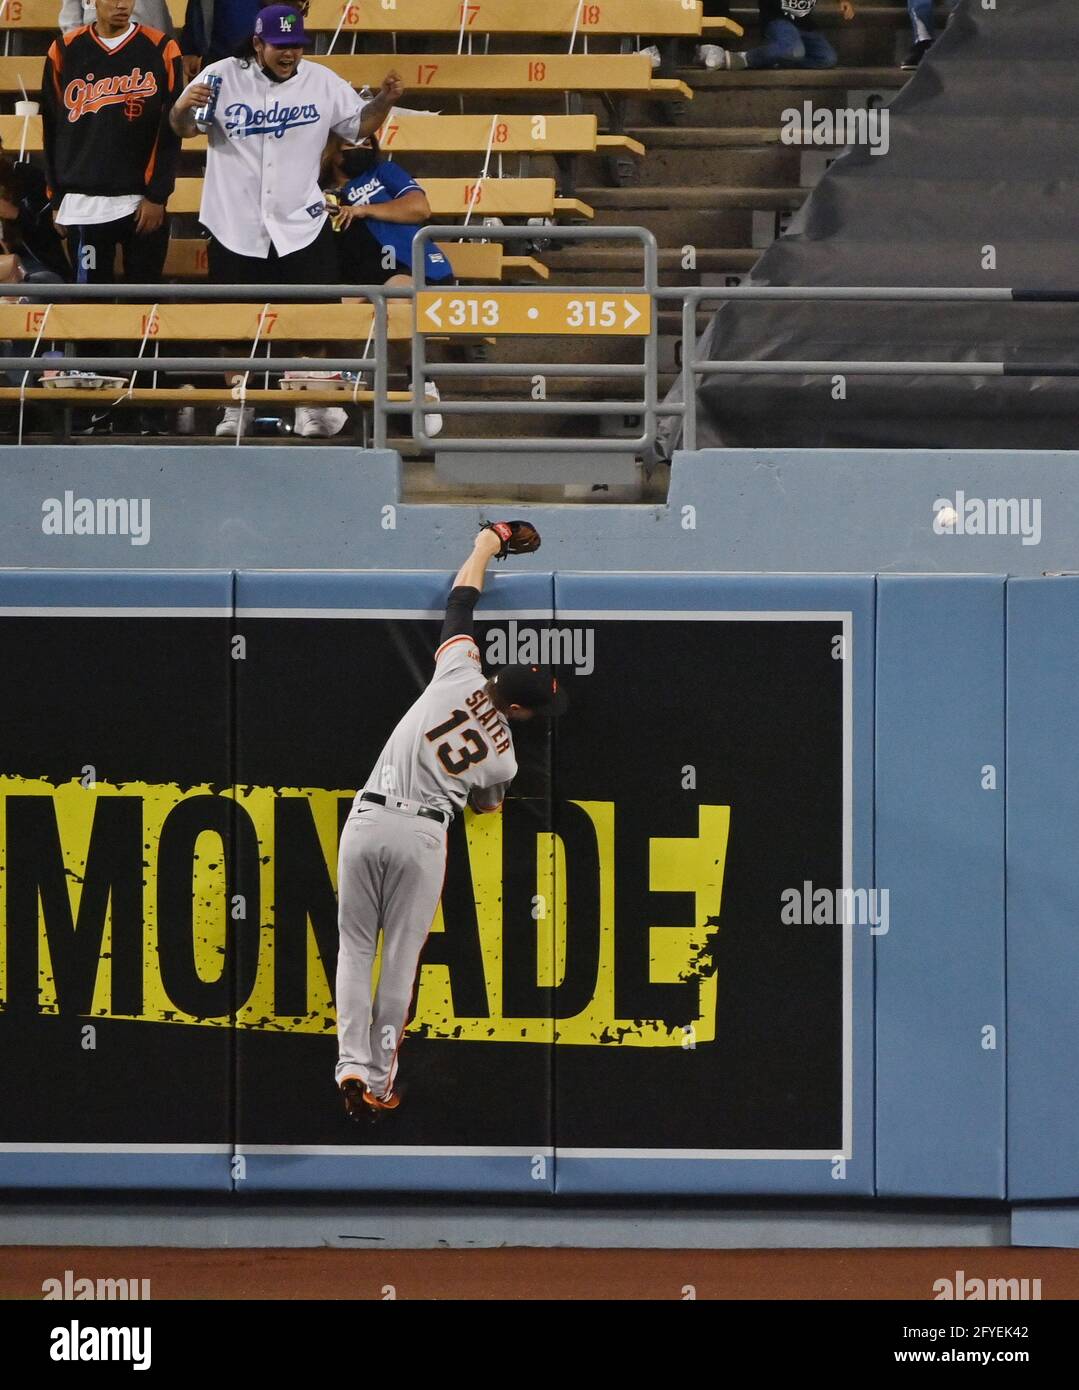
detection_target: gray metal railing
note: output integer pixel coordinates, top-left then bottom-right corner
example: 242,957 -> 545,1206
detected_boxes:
0,281 -> 411,450
656,282 -> 1079,452
411,224 -> 658,454
6,236 -> 1079,455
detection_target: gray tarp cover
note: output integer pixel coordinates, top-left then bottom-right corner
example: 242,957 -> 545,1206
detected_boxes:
661,0 -> 1079,451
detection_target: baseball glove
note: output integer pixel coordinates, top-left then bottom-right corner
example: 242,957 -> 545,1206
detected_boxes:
480,519 -> 542,560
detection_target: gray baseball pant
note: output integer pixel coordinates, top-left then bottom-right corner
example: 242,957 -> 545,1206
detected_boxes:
334,803 -> 448,1097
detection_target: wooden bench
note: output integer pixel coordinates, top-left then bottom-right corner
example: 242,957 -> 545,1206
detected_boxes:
0,298 -> 422,417
300,0 -> 737,39
156,236 -> 549,282
308,52 -> 692,98
0,110 -> 644,159
0,300 -> 416,416
0,385 -> 412,406
166,174 -> 592,218
0,0 -> 742,40
0,51 -> 691,97
376,112 -> 644,159
0,301 -> 416,340
0,0 -> 184,31
727,3 -> 937,28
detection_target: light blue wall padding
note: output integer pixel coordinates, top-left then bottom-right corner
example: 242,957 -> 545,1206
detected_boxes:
234,568 -> 551,615
0,1155 -> 232,1191
2,564 -> 1074,1208
232,568 -> 556,1194
233,1154 -> 554,1195
875,577 -> 1006,1198
552,573 -> 876,1196
0,569 -> 234,1193
1006,578 -> 1079,1200
0,568 -> 233,609
2,444 -> 1076,576
1010,1205 -> 1079,1248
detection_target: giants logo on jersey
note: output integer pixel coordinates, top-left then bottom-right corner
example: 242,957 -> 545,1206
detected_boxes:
64,67 -> 158,122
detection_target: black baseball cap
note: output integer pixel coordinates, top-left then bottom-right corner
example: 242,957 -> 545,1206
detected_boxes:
492,664 -> 568,717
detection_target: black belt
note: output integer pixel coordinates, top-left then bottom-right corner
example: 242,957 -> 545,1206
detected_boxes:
360,792 -> 448,825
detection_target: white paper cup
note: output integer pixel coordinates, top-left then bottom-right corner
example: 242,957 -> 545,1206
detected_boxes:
15,100 -> 40,117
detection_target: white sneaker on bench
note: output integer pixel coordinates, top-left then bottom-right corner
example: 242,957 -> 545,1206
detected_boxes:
423,381 -> 443,438
697,43 -> 735,70
215,405 -> 253,437
295,404 -> 348,438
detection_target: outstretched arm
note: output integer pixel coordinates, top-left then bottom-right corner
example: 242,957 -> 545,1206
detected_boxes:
452,528 -> 503,593
438,529 -> 503,646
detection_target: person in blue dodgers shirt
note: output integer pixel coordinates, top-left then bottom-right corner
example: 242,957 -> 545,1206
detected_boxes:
324,132 -> 452,436
170,5 -> 403,438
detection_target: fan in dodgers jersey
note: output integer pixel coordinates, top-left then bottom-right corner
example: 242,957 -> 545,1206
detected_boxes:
335,521 -> 566,1121
169,5 -> 403,438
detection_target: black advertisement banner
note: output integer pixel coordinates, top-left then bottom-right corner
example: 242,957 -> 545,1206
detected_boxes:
0,611 -> 845,1161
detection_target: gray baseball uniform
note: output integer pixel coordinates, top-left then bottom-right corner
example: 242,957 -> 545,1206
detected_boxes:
335,632 -> 517,1097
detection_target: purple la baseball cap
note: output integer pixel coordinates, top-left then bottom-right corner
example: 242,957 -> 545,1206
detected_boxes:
254,5 -> 311,45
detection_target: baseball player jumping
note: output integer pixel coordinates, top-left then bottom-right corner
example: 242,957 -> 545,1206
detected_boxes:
336,521 -> 565,1120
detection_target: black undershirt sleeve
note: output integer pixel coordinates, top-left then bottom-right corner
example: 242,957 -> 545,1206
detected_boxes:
439,585 -> 480,647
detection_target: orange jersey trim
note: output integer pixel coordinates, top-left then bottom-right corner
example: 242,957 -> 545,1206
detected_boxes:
434,633 -> 480,662
88,22 -> 145,57
163,38 -> 181,90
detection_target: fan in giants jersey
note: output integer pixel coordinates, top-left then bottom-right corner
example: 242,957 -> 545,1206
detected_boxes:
41,0 -> 183,282
336,527 -> 567,1121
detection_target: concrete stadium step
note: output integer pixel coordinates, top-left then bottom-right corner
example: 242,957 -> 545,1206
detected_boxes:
619,143 -> 800,186
585,205 -> 789,246
415,146 -> 795,193
680,65 -> 906,89
672,68 -> 904,125
433,373 -> 677,401
628,126 -> 781,147
478,332 -> 645,368
401,460 -> 668,506
578,184 -> 804,209
542,245 -> 759,276
715,23 -> 909,67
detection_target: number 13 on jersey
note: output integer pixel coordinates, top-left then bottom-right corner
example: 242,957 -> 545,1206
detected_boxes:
425,708 -> 489,776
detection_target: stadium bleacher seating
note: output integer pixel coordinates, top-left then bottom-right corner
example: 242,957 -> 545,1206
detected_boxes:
163,175 -> 592,219
158,237 -> 549,282
0,51 -> 689,97
0,0 -> 926,461
0,0 -> 743,40
300,0 -> 736,40
0,299 -> 415,420
0,112 -> 643,159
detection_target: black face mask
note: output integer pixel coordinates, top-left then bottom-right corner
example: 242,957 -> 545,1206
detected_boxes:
258,56 -> 294,83
340,146 -> 378,179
